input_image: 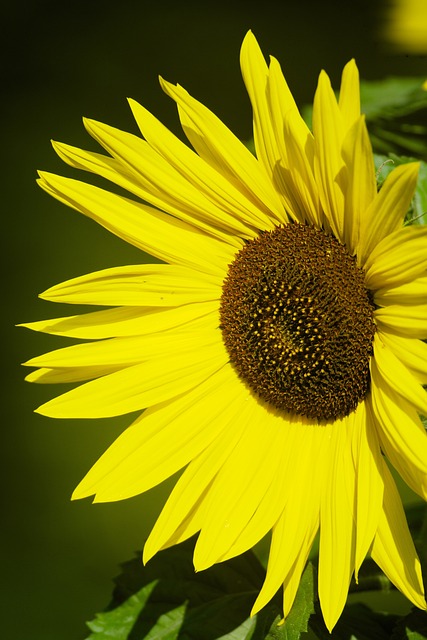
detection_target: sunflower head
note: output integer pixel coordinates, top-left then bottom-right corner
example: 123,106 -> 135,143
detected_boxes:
23,31 -> 427,632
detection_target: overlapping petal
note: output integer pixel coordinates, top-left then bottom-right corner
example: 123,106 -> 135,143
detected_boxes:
364,225 -> 427,289
73,363 -> 239,502
318,417 -> 356,631
379,332 -> 427,384
160,78 -> 286,223
370,462 -> 426,610
39,264 -> 222,307
358,162 -> 420,266
36,334 -> 227,419
252,419 -> 328,617
370,358 -> 427,499
38,171 -> 238,274
20,301 -> 219,340
312,70 -> 346,240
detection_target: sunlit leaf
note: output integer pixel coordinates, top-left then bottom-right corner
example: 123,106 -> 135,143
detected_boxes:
85,539 -> 319,640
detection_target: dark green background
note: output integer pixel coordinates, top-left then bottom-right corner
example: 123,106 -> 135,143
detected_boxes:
4,1 -> 426,638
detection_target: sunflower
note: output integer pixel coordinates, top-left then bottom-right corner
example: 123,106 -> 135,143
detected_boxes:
381,0 -> 427,54
23,32 -> 427,631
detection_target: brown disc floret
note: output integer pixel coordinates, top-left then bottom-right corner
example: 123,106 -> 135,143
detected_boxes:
220,223 -> 376,421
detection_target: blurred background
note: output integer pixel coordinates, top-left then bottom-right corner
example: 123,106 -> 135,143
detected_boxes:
3,0 -> 426,638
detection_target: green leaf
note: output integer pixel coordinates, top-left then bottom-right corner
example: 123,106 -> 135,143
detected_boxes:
360,77 -> 427,121
303,77 -> 427,159
85,540 -> 318,640
374,154 -> 427,225
309,603 -> 398,640
361,77 -> 427,159
391,609 -> 427,640
260,563 -> 315,640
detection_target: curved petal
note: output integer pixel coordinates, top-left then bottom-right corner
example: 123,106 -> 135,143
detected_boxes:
370,461 -> 426,610
364,220 -> 427,291
241,32 -> 318,226
277,109 -> 320,226
341,116 -> 376,254
251,419 -> 329,615
73,362 -> 240,503
268,57 -> 318,226
39,264 -> 222,307
281,526 -> 318,619
19,301 -> 219,340
26,365 -> 122,384
36,337 -> 228,419
374,275 -> 427,306
351,401 -> 384,579
128,98 -> 270,232
358,163 -> 420,267
378,331 -> 427,384
369,360 -> 427,500
318,416 -> 356,632
144,367 -> 252,562
375,304 -> 427,338
193,398 -> 286,570
239,33 -> 282,190
159,78 -> 286,223
218,409 -> 306,562
52,138 -> 251,243
372,333 -> 427,416
38,171 -> 238,275
313,70 -> 345,240
338,59 -> 360,130
24,313 -> 218,370
83,117 -> 258,240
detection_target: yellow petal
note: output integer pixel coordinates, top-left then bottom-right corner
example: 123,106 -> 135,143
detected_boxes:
352,401 -> 384,579
38,171 -> 238,275
267,57 -> 319,225
26,365 -> 121,384
219,409 -> 304,563
83,117 -> 256,240
338,59 -> 360,131
341,116 -> 376,254
379,332 -> 427,384
373,333 -> 427,416
144,367 -> 252,562
128,98 -> 270,232
370,461 -> 426,610
19,301 -> 218,339
73,363 -> 239,503
239,33 -> 281,188
370,361 -> 427,499
24,313 -> 218,370
313,70 -> 345,240
375,304 -> 427,338
318,417 -> 356,632
365,225 -> 427,290
280,111 -> 321,226
251,419 -> 328,615
281,524 -> 318,619
53,137 -> 249,244
193,399 -> 286,570
36,338 -> 227,419
39,264 -> 222,307
160,78 -> 285,223
358,163 -> 420,268
374,275 -> 427,306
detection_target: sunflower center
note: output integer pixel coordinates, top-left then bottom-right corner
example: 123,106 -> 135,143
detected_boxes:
220,223 -> 376,421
